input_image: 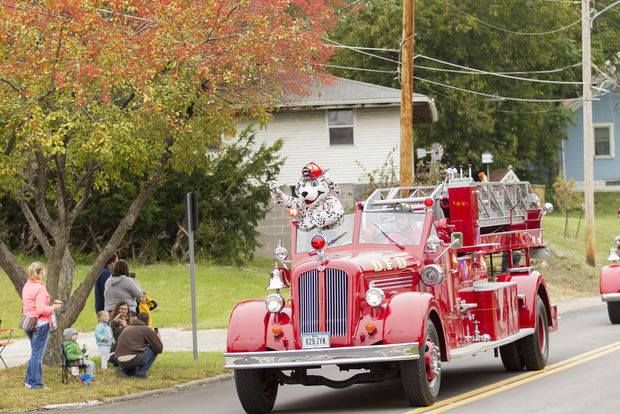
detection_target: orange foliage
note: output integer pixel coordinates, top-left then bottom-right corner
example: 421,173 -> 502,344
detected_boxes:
0,0 -> 342,106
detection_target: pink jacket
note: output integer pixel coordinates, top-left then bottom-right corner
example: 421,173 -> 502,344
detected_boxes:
22,279 -> 54,324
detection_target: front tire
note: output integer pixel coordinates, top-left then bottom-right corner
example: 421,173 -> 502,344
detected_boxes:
499,341 -> 524,371
519,297 -> 549,370
234,369 -> 279,414
401,319 -> 441,406
607,302 -> 620,324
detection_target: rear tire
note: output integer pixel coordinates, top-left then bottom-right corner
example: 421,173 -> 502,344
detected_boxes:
519,297 -> 549,370
401,320 -> 441,406
234,369 -> 279,414
607,302 -> 620,324
499,341 -> 524,371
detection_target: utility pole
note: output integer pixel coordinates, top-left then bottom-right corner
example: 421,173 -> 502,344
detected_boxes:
400,0 -> 415,187
582,0 -> 596,266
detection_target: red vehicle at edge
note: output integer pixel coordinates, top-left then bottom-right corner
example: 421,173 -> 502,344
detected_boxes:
225,176 -> 558,414
600,209 -> 620,323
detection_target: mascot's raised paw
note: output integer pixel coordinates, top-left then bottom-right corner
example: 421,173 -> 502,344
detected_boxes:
270,162 -> 344,232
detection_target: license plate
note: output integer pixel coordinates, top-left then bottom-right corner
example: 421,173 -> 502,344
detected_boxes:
301,332 -> 330,349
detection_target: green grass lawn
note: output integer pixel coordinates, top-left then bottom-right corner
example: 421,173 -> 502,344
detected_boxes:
540,192 -> 620,300
0,260 -> 272,335
0,352 -> 226,412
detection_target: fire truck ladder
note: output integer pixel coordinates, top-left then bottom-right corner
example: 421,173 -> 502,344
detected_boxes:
364,185 -> 444,212
364,180 -> 540,228
466,181 -> 538,228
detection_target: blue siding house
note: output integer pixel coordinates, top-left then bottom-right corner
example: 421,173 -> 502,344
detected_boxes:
562,84 -> 620,191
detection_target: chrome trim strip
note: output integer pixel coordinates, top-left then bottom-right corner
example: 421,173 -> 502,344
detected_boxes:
225,342 -> 420,369
450,328 -> 535,359
602,293 -> 620,302
299,270 -> 319,334
472,281 -> 517,292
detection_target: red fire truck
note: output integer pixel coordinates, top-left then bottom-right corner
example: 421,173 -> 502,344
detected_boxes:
600,209 -> 620,323
225,176 -> 558,414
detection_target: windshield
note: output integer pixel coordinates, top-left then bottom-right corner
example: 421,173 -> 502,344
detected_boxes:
359,210 -> 425,246
296,214 -> 354,253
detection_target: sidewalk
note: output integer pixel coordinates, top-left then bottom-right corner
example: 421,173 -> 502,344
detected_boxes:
1,296 -> 604,369
1,328 -> 227,369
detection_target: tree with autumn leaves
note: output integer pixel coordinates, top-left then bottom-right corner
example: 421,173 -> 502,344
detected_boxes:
0,0 -> 340,363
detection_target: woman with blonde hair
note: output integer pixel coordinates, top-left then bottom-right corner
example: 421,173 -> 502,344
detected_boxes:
21,262 -> 62,389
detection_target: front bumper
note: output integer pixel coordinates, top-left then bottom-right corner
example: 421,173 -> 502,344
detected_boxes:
602,293 -> 620,302
224,342 -> 420,369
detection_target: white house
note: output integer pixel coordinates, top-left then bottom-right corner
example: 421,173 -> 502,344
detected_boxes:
245,77 -> 438,257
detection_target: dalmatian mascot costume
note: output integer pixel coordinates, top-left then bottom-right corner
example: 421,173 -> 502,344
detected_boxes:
270,162 -> 344,231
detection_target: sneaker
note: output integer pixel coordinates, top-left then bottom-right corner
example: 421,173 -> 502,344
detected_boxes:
24,383 -> 33,389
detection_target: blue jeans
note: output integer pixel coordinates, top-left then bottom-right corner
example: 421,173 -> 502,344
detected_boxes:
120,346 -> 158,377
25,323 -> 50,388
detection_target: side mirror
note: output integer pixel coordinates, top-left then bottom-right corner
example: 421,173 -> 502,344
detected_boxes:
543,203 -> 554,215
531,246 -> 550,259
426,235 -> 441,253
451,232 -> 463,248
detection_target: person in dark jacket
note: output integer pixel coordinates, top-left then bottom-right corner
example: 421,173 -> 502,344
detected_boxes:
115,313 -> 163,378
94,254 -> 118,313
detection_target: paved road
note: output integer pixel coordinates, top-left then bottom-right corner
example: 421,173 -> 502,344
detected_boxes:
71,301 -> 620,414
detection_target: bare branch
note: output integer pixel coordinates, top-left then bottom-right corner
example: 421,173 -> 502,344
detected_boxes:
33,150 -> 59,236
68,165 -> 97,225
67,140 -> 174,321
55,153 -> 69,224
0,77 -> 22,95
15,198 -> 53,255
0,239 -> 27,296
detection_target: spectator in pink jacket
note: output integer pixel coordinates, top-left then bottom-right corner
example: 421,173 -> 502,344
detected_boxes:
21,262 -> 62,389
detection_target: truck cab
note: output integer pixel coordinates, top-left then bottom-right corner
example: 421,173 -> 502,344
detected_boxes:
226,177 -> 558,414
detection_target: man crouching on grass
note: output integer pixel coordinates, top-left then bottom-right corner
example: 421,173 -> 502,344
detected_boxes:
115,313 -> 163,378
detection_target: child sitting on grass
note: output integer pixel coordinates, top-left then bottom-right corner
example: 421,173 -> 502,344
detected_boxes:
63,328 -> 96,377
95,311 -> 113,369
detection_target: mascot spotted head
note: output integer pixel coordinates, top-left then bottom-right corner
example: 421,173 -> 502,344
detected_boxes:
295,162 -> 337,208
270,162 -> 344,231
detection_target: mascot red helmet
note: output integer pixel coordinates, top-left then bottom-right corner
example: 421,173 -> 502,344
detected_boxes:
301,162 -> 324,181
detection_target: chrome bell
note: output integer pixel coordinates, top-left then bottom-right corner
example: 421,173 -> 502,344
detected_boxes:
267,263 -> 289,290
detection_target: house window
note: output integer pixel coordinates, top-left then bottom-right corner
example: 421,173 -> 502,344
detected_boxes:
594,124 -> 614,158
328,109 -> 354,145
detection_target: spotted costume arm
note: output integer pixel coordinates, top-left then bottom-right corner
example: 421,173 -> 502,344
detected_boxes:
270,184 -> 301,210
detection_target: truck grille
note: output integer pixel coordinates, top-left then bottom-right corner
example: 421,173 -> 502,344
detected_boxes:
298,268 -> 348,337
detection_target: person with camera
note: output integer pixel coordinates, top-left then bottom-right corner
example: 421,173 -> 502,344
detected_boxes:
21,262 -> 63,389
115,313 -> 163,378
103,259 -> 144,315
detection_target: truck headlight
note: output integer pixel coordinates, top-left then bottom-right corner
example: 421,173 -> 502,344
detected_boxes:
365,287 -> 385,307
265,294 -> 285,313
421,264 -> 445,286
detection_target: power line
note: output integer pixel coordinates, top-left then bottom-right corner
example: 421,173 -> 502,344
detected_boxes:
445,1 -> 582,36
417,83 -> 567,114
413,75 -> 590,103
322,64 -> 397,74
416,54 -> 586,85
323,38 -> 401,64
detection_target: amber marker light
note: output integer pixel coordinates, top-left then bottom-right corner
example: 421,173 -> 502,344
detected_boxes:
288,208 -> 299,218
365,323 -> 377,334
272,325 -> 283,337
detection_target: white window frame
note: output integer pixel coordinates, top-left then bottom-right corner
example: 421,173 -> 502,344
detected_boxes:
326,109 -> 356,146
593,123 -> 615,159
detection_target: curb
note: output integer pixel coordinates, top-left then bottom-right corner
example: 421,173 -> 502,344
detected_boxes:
41,374 -> 233,410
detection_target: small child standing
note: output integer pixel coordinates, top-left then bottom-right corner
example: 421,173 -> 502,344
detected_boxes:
94,311 -> 113,369
63,328 -> 96,376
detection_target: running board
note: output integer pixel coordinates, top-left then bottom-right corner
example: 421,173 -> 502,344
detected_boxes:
449,328 -> 535,359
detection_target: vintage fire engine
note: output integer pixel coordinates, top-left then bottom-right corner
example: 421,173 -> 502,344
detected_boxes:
600,209 -> 620,323
225,174 -> 558,414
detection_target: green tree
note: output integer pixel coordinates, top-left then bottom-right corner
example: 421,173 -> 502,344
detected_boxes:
329,0 -> 619,183
552,176 -> 583,238
0,1 -> 338,363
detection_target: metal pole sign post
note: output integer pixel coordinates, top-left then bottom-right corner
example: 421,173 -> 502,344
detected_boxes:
186,192 -> 199,361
